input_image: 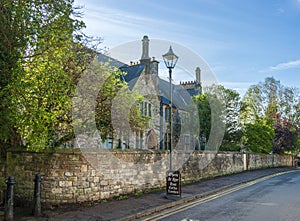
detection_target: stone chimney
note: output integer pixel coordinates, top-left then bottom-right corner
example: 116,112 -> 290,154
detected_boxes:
141,35 -> 150,60
140,35 -> 151,75
195,67 -> 202,94
195,67 -> 201,83
150,57 -> 159,75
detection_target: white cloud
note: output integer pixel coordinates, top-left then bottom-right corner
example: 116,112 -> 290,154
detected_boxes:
262,59 -> 300,72
222,81 -> 253,96
74,0 -> 233,53
276,7 -> 285,14
76,3 -> 183,37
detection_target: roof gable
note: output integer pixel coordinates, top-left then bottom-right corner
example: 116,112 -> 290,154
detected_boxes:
97,53 -> 127,68
97,53 -> 195,112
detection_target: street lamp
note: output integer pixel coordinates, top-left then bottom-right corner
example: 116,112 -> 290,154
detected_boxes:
163,46 -> 178,172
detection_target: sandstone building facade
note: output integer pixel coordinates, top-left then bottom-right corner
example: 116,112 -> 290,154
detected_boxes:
98,36 -> 202,151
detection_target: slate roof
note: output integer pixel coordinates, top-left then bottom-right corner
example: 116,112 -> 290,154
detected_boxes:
119,64 -> 145,90
186,88 -> 200,96
155,77 -> 192,111
97,53 -> 127,68
97,53 -> 197,111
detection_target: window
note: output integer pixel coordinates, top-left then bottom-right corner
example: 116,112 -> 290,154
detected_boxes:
184,135 -> 190,149
164,133 -> 168,150
165,107 -> 170,121
102,139 -> 107,149
181,112 -> 187,124
148,103 -> 152,117
140,131 -> 143,149
122,140 -> 127,149
108,137 -> 113,149
136,131 -> 139,149
144,102 -> 147,116
140,102 -> 143,114
139,101 -> 152,117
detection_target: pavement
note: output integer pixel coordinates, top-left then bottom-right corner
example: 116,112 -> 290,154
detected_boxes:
12,167 -> 296,221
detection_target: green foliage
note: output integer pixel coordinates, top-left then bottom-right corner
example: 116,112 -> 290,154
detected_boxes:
241,77 -> 300,154
278,86 -> 300,125
194,93 -> 211,143
94,65 -> 149,141
116,194 -> 129,201
273,115 -> 300,154
241,77 -> 280,124
194,78 -> 298,155
244,119 -> 275,154
0,0 -> 100,151
195,85 -> 242,151
0,0 -> 29,152
0,0 -> 149,152
134,189 -> 143,197
1,0 -> 88,151
94,65 -> 129,140
0,0 -> 148,152
240,77 -> 298,124
212,85 -> 242,151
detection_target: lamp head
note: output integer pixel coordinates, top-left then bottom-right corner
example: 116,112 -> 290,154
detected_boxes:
162,46 -> 178,69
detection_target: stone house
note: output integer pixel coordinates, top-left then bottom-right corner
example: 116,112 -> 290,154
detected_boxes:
98,36 -> 202,150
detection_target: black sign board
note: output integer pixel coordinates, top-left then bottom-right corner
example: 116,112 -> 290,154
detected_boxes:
166,171 -> 181,196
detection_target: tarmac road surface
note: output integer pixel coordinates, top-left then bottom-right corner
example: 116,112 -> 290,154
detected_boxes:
152,170 -> 300,221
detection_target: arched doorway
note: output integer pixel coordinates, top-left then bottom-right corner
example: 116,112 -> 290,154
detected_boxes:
146,130 -> 158,149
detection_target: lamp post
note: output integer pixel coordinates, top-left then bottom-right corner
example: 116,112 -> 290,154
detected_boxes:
163,46 -> 178,172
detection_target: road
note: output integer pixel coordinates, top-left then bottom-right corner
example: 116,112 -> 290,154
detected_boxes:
147,170 -> 300,221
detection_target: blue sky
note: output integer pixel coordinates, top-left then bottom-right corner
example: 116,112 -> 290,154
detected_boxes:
75,0 -> 300,96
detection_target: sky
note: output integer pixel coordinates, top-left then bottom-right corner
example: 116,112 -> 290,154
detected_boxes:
74,0 -> 300,96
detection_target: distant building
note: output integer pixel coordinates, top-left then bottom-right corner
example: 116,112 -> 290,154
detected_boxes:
180,66 -> 202,95
98,36 -> 202,150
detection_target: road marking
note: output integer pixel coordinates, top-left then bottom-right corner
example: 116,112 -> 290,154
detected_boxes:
181,219 -> 200,221
236,201 -> 277,206
141,170 -> 298,221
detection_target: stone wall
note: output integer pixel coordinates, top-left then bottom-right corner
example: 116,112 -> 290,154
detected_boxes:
180,152 -> 293,182
0,149 -> 293,207
181,152 -> 245,181
4,149 -> 170,206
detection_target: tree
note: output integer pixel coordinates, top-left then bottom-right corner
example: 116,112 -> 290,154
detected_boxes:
272,114 -> 299,154
0,0 -> 95,151
209,85 -> 242,151
244,119 -> 275,154
278,87 -> 300,125
241,77 -> 281,124
194,93 -> 211,146
10,1 -> 88,150
241,77 -> 300,154
195,85 -> 242,151
94,64 -> 149,142
0,0 -> 30,152
0,0 -> 153,152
